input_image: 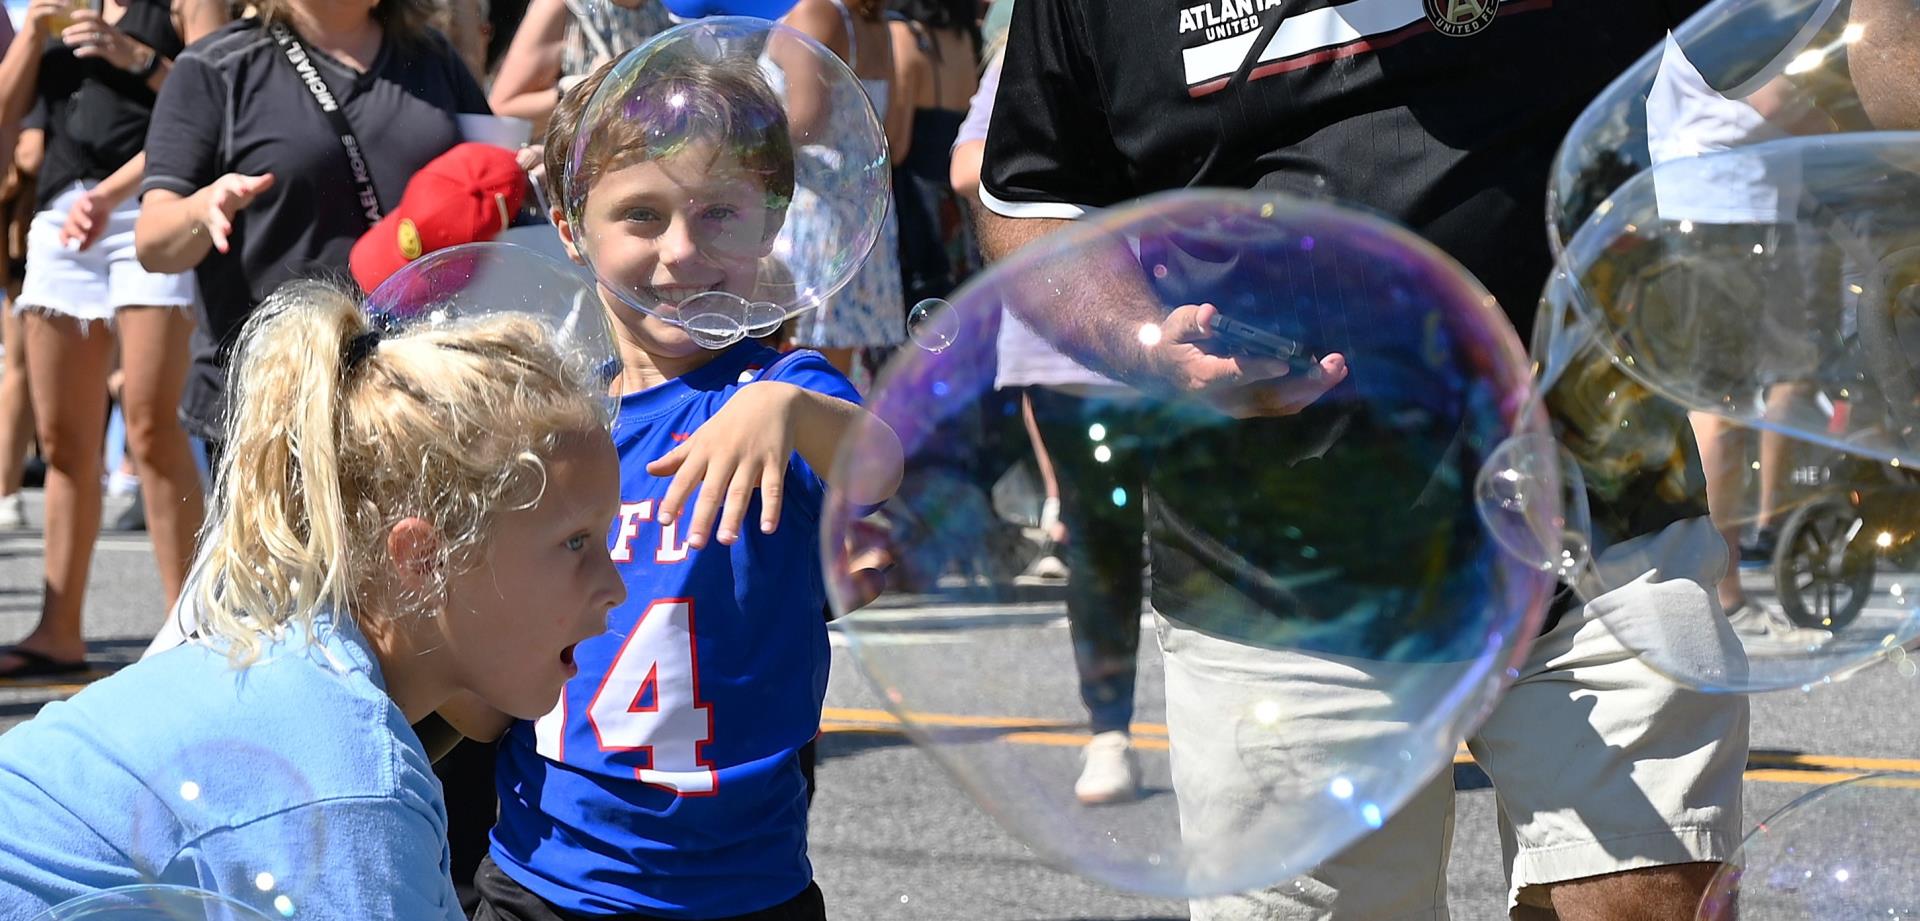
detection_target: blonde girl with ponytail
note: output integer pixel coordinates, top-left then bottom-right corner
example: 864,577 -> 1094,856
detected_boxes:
0,280 -> 627,921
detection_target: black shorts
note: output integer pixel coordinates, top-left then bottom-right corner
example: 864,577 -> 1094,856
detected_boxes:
471,856 -> 827,921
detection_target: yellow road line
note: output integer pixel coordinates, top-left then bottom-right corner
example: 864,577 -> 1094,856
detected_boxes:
821,714 -> 1916,786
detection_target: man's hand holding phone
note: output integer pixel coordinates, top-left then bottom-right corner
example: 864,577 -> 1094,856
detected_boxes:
1151,303 -> 1348,418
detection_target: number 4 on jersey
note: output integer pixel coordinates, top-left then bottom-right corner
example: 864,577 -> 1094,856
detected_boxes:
543,598 -> 717,796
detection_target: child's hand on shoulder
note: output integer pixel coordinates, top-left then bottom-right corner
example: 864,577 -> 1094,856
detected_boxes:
647,381 -> 806,548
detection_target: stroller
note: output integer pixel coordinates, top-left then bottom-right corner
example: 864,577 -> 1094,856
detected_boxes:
1771,244 -> 1920,630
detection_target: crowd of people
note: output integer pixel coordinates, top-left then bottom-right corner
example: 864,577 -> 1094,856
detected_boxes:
0,0 -> 1910,917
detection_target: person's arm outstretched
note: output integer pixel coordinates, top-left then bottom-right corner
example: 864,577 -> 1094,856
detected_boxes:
647,382 -> 904,550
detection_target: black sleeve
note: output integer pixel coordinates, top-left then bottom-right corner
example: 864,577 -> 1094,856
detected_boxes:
435,29 -> 492,114
141,50 -> 227,198
22,97 -> 44,131
978,0 -> 1133,218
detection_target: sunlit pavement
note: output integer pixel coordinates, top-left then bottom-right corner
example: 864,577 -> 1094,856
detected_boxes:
3,488 -> 1917,920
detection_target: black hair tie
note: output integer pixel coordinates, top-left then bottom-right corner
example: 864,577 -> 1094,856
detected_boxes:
344,330 -> 384,371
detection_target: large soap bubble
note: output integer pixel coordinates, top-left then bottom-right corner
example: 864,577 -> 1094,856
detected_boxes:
363,241 -> 621,407
564,17 -> 890,349
1698,773 -> 1920,919
32,886 -> 276,921
819,189 -> 1558,896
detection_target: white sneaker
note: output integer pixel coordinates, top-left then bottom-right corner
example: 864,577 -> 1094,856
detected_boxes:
105,470 -> 140,498
1014,553 -> 1069,586
1074,731 -> 1140,805
0,492 -> 26,530
1728,600 -> 1832,649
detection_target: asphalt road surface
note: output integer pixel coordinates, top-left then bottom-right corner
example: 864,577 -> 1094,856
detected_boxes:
3,489 -> 1918,920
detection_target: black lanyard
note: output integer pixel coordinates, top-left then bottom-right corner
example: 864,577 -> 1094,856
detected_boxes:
267,20 -> 383,227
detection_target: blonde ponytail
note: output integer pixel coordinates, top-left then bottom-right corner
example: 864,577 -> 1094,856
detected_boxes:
195,281 -> 606,663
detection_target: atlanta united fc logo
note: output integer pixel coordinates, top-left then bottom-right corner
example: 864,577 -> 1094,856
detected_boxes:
1423,0 -> 1499,35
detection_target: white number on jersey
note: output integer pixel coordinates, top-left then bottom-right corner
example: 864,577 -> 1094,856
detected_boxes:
540,598 -> 717,796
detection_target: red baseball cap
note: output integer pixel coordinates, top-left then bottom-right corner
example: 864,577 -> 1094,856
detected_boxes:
350,142 -> 529,292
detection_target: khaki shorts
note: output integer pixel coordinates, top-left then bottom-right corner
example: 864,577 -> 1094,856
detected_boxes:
1167,517 -> 1750,920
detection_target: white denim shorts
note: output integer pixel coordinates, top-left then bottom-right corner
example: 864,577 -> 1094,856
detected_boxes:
16,182 -> 197,323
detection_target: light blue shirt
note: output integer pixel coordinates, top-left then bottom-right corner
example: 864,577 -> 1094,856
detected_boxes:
0,614 -> 462,920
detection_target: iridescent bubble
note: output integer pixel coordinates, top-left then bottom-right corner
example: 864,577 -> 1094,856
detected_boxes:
565,18 -> 889,350
1699,773 -> 1920,919
31,885 -> 277,921
361,242 -> 619,419
820,189 -> 1556,897
907,298 -> 957,353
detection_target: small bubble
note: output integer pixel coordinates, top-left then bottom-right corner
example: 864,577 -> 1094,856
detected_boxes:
908,299 -> 959,353
899,895 -> 910,904
274,894 -> 296,917
255,872 -> 276,891
179,781 -> 201,801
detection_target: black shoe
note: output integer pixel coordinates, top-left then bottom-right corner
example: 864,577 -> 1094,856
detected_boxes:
1739,526 -> 1777,567
109,488 -> 146,532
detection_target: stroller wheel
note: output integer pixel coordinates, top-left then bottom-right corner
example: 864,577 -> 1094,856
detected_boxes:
1774,499 -> 1876,631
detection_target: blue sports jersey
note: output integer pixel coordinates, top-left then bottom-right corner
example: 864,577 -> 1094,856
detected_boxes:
490,343 -> 856,919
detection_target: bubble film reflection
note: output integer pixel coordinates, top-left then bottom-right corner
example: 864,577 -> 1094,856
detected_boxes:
821,190 -> 1555,896
1699,773 -> 1920,920
31,886 -> 278,921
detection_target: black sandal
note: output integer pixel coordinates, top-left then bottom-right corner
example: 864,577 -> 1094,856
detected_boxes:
0,647 -> 89,680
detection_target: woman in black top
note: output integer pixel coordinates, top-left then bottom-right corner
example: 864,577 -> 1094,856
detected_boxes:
0,0 -> 226,679
886,0 -> 976,304
134,0 -> 491,444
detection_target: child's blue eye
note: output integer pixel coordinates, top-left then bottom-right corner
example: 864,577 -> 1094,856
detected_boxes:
623,209 -> 661,224
566,533 -> 592,552
702,205 -> 739,222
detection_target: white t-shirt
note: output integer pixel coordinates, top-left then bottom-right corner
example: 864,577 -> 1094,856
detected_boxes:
1645,33 -> 1800,224
963,54 -> 1130,393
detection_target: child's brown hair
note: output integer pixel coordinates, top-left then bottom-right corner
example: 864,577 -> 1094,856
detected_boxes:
547,51 -> 797,220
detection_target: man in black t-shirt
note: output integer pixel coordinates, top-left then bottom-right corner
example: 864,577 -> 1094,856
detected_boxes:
974,1 -> 1751,918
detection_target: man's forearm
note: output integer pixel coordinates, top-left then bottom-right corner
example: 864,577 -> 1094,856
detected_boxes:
1849,0 -> 1920,130
970,198 -> 1174,389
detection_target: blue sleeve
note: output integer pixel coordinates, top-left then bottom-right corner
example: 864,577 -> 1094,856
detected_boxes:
171,797 -> 462,921
761,349 -> 862,406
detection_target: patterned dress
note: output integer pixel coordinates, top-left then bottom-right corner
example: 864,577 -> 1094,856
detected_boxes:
786,0 -> 906,349
559,0 -> 674,79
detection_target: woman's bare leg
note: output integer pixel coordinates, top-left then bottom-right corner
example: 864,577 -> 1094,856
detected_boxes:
115,305 -> 203,607
7,311 -> 112,668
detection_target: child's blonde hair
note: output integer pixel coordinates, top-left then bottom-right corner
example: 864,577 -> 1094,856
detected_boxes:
194,281 -> 607,661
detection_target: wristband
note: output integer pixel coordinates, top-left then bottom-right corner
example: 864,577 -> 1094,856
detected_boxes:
134,48 -> 159,78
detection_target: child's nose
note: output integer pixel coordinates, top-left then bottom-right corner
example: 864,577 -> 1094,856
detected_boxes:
658,219 -> 702,266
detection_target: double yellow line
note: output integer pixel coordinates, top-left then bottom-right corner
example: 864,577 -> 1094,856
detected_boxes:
821,707 -> 1920,787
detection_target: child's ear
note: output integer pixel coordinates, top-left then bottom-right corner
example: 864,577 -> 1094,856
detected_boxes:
386,518 -> 443,591
553,208 -> 587,266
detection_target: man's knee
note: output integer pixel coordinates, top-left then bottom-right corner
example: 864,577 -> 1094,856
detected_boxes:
1539,861 -> 1720,921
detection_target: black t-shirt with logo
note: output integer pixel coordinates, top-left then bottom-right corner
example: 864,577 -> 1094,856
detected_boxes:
982,0 -> 1708,333
982,0 -> 1712,648
142,18 -> 489,437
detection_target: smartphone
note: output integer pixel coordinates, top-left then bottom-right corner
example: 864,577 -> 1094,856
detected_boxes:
1206,312 -> 1319,374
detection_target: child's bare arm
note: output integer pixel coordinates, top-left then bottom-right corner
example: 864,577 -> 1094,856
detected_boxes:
647,382 -> 903,549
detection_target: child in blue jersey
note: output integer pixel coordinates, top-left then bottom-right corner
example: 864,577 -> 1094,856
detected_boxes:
471,57 -> 904,921
0,283 -> 627,920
